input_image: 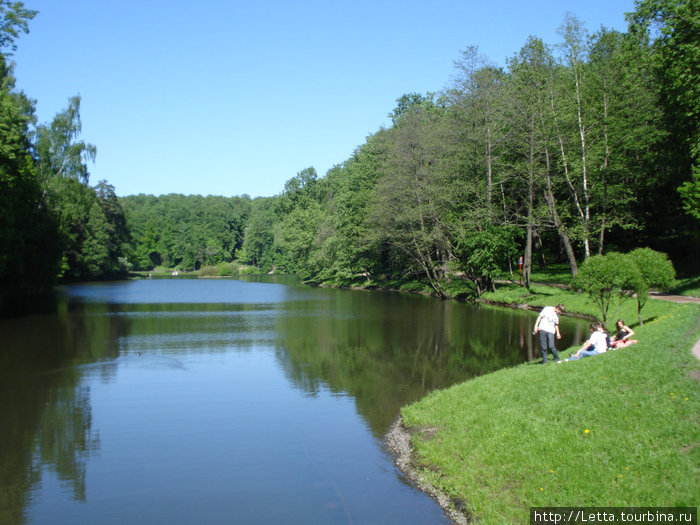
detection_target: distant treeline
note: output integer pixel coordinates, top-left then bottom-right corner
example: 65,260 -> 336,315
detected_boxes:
1,1 -> 698,302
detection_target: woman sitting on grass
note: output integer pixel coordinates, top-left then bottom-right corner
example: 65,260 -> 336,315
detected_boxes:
568,323 -> 609,361
609,319 -> 637,349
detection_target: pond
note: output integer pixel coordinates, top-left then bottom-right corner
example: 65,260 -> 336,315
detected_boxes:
0,276 -> 589,524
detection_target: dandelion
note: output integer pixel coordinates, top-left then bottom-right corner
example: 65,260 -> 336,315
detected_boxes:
549,469 -> 554,473
584,429 -> 590,434
540,488 -> 544,491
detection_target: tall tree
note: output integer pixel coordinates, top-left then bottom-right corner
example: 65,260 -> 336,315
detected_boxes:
449,47 -> 507,224
371,98 -> 456,297
630,0 -> 699,262
34,96 -> 96,184
557,13 -> 595,258
504,37 -> 558,286
0,54 -> 60,297
0,0 -> 36,55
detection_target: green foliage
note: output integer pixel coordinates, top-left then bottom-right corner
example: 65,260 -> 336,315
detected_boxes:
2,0 -> 698,297
198,261 -> 243,277
454,226 -> 518,296
0,1 -> 36,55
34,96 -> 96,184
121,194 -> 251,271
402,296 -> 700,523
571,252 -> 644,321
238,197 -> 278,270
678,167 -> 700,220
628,247 -> 676,324
0,54 -> 61,298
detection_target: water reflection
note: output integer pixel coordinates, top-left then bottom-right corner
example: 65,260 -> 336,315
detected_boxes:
0,278 -> 589,524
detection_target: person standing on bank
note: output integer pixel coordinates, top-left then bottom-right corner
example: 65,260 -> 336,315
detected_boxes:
533,303 -> 565,364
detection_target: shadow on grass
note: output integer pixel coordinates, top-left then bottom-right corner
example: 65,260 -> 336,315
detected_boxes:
670,275 -> 700,296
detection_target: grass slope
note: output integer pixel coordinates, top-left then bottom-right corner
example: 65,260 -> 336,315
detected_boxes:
400,289 -> 700,524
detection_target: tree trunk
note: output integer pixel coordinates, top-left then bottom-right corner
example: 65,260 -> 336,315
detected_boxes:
543,140 -> 579,276
524,117 -> 536,289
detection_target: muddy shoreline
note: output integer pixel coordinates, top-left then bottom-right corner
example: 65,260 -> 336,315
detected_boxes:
384,417 -> 469,525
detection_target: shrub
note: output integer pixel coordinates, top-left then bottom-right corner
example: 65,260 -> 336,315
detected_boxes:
628,248 -> 676,325
571,253 -> 644,322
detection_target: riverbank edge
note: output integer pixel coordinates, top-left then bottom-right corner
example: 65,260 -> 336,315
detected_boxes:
385,416 -> 470,525
382,293 -> 700,524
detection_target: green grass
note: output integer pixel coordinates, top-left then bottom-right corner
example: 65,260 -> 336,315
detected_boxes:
481,282 -> 601,319
400,287 -> 700,524
497,263 -> 574,286
670,275 -> 700,298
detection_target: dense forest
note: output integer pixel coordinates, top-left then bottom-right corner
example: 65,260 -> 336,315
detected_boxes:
1,0 -> 698,305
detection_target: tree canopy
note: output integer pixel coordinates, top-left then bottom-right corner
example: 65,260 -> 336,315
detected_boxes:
1,0 -> 697,304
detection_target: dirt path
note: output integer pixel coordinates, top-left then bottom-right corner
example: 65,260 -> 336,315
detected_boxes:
649,291 -> 700,304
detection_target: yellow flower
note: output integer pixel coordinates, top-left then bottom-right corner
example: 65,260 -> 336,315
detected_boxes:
540,488 -> 544,491
584,429 -> 590,434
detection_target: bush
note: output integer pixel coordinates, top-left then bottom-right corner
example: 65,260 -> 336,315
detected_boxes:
628,248 -> 676,325
571,253 -> 644,322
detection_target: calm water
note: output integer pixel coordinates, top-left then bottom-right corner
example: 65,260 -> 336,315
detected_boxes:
0,276 -> 588,524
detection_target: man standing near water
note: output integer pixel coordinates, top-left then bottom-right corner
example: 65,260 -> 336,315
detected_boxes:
533,303 -> 565,364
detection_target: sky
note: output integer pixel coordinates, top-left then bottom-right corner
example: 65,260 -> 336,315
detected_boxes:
12,0 -> 637,198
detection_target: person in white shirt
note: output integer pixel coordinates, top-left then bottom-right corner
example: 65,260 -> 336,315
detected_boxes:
533,303 -> 565,364
568,323 -> 608,360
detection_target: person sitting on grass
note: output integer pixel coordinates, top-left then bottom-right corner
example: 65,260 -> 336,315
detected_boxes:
609,319 -> 637,349
568,323 -> 608,361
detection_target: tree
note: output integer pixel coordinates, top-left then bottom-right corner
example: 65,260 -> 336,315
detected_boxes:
370,101 -> 457,297
239,197 -> 279,270
0,0 -> 36,55
505,37 -> 563,285
628,247 -> 676,325
557,13 -> 595,259
34,96 -> 96,184
586,28 -> 663,253
572,252 -> 644,322
449,46 -> 507,226
453,226 -> 518,296
629,0 -> 699,262
0,54 -> 60,297
320,134 -> 385,283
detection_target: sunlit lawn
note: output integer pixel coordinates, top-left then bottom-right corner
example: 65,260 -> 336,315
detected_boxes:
401,287 -> 700,524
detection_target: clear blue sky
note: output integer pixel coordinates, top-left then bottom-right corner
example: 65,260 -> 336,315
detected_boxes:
13,0 -> 636,198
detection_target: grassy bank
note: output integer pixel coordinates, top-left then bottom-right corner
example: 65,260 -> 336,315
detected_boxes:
400,285 -> 700,524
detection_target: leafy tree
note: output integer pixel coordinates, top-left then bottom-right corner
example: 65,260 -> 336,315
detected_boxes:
370,101 -> 457,296
628,247 -> 676,324
121,193 -> 250,271
0,54 -> 60,297
0,0 -> 36,55
389,92 -> 435,125
238,197 -> 279,270
82,200 -> 111,277
453,226 -> 518,296
34,96 -> 96,184
449,46 -> 506,223
572,252 -> 644,322
629,0 -> 699,261
321,133 -> 386,283
630,0 -> 699,162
